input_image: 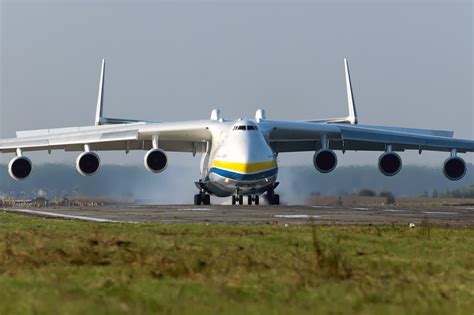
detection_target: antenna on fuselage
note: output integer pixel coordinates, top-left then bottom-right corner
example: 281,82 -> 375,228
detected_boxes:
255,109 -> 266,122
210,109 -> 222,121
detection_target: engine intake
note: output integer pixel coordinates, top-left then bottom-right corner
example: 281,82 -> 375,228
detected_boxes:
76,152 -> 101,176
443,156 -> 466,181
8,156 -> 32,180
144,148 -> 168,173
313,149 -> 337,173
378,152 -> 402,176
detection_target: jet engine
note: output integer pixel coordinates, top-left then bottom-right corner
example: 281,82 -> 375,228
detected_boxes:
443,156 -> 466,181
313,149 -> 337,173
378,152 -> 402,176
144,148 -> 168,173
76,151 -> 101,176
8,156 -> 33,180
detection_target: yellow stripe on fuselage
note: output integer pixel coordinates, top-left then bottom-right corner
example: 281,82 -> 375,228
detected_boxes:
211,160 -> 277,174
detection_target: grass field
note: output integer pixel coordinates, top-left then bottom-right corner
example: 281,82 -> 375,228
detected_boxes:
0,213 -> 473,315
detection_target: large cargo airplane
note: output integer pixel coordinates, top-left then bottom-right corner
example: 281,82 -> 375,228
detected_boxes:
1,59 -> 473,205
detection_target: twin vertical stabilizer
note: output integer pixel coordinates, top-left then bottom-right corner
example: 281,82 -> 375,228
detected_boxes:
94,58 -> 143,125
305,58 -> 359,125
344,58 -> 358,125
95,59 -> 106,126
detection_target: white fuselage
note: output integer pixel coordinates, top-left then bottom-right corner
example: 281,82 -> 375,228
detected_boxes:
202,120 -> 277,197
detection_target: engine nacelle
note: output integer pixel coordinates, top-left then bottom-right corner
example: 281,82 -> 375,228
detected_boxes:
144,148 -> 168,173
443,156 -> 466,181
76,151 -> 101,176
313,149 -> 337,173
8,156 -> 32,180
378,152 -> 402,176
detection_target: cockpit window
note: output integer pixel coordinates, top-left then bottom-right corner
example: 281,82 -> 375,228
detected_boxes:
232,125 -> 258,131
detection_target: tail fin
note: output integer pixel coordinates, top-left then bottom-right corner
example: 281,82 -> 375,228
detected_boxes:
95,59 -> 106,125
344,58 -> 358,124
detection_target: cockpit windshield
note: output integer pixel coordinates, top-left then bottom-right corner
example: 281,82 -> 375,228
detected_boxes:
233,125 -> 258,131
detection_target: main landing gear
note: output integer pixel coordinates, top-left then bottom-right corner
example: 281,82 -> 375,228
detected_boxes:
266,189 -> 280,205
194,181 -> 211,205
194,192 -> 211,205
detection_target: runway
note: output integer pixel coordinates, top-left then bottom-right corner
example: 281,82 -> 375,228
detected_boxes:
2,204 -> 474,226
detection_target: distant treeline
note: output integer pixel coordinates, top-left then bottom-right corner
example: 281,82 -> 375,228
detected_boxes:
0,163 -> 473,204
277,164 -> 474,203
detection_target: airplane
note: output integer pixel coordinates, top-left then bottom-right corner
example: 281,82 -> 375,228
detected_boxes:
1,59 -> 473,205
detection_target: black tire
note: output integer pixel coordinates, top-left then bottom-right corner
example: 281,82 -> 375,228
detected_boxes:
238,195 -> 243,205
203,194 -> 211,205
254,195 -> 259,205
273,194 -> 280,205
194,194 -> 202,205
266,191 -> 274,205
248,195 -> 252,205
231,195 -> 236,205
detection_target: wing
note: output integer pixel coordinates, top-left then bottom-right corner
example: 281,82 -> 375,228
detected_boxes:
262,120 -> 474,154
0,121 -> 213,154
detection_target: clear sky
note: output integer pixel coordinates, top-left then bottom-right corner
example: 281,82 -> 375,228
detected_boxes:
1,0 -> 472,169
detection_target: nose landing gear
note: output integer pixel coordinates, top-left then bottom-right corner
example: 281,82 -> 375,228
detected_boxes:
231,195 -> 244,205
231,195 -> 260,205
249,195 -> 259,205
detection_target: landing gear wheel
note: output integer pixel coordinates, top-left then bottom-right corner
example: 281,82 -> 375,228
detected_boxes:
202,194 -> 211,205
273,194 -> 280,205
232,195 -> 236,205
247,195 -> 252,205
194,194 -> 202,205
266,191 -> 280,205
238,195 -> 243,205
254,195 -> 259,205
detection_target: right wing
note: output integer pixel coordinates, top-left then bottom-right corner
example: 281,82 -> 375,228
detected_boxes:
0,121 -> 213,154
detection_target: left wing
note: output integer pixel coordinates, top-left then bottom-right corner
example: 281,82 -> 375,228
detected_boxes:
263,58 -> 473,154
262,120 -> 474,153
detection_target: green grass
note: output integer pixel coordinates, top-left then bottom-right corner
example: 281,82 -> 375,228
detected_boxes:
0,213 -> 473,315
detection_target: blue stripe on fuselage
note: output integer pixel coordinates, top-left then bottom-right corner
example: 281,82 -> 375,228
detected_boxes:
209,167 -> 278,181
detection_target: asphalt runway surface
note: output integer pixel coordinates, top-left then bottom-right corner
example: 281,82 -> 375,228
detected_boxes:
2,204 -> 474,226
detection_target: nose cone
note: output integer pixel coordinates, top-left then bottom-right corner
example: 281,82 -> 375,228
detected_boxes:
226,129 -> 274,164
213,122 -> 276,175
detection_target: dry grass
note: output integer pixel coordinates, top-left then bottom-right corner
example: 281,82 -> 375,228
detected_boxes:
0,212 -> 473,315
